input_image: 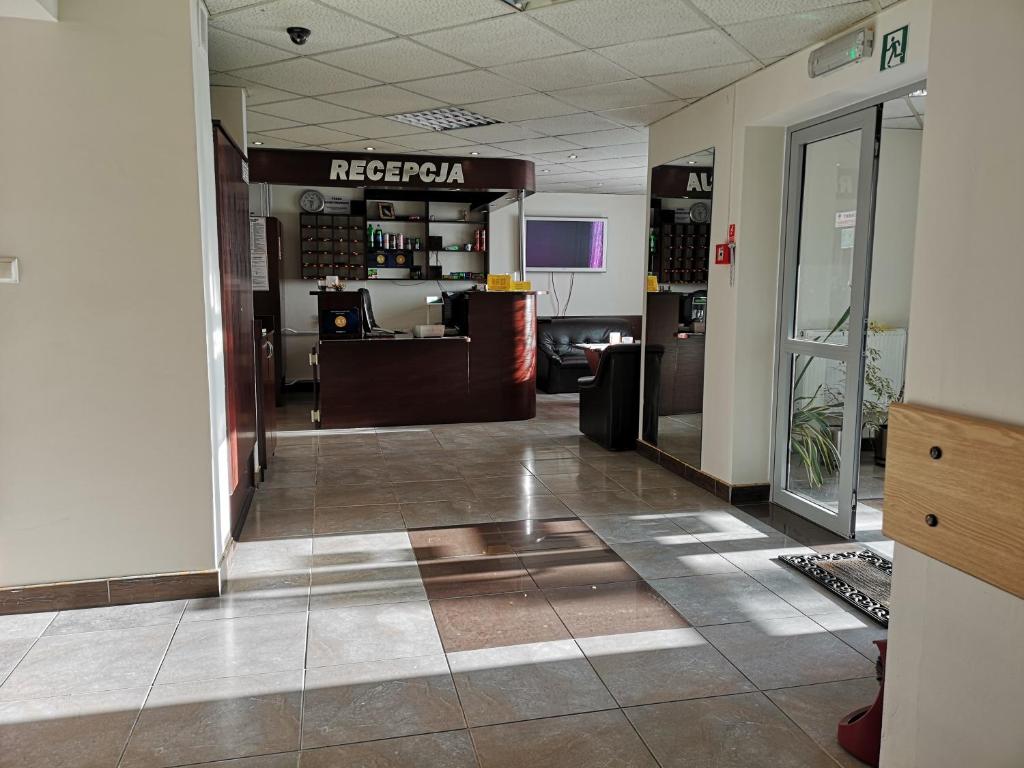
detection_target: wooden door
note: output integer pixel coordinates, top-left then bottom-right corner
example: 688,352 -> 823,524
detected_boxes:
213,123 -> 257,538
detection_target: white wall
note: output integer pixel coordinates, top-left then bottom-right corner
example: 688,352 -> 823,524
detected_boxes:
273,188 -> 645,381
880,1 -> 1024,764
870,129 -> 921,328
646,0 -> 932,484
0,0 -> 221,585
491,192 -> 647,318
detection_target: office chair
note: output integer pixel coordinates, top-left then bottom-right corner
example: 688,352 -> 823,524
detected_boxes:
358,288 -> 394,336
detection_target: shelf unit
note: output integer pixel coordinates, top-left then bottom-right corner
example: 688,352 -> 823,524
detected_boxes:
649,207 -> 710,285
300,191 -> 490,283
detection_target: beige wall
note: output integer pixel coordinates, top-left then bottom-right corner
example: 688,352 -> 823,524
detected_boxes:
0,0 -> 221,585
880,1 -> 1024,764
645,0 -> 931,484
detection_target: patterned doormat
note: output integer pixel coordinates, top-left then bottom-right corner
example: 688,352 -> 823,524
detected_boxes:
778,550 -> 892,626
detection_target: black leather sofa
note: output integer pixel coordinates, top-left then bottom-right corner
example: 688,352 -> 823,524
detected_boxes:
536,317 -> 637,394
579,344 -> 664,451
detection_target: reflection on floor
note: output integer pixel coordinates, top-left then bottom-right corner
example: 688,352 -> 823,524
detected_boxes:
0,394 -> 884,767
656,412 -> 702,468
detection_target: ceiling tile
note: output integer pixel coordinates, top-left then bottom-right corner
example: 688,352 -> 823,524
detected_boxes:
321,85 -> 445,116
245,111 -> 301,132
315,38 -> 472,82
597,29 -> 753,77
569,157 -> 648,171
647,61 -> 760,98
882,117 -> 921,130
207,0 -> 266,14
430,144 -> 515,158
514,113 -> 622,136
234,58 -> 378,96
461,93 -> 581,122
322,140 -> 413,152
910,95 -> 926,114
322,116 -> 426,139
207,27 -> 291,71
253,97 -> 367,123
533,143 -> 648,164
210,73 -> 299,105
325,0 -> 514,35
725,3 -> 875,60
389,132 -> 475,150
883,99 -> 913,118
211,0 -> 393,55
490,51 -> 633,91
262,124 -> 363,144
413,15 -> 581,68
598,101 -> 688,126
401,70 -> 532,103
528,0 -> 708,48
565,127 -> 648,148
492,136 -> 582,154
552,79 -> 675,111
249,133 -> 306,149
690,0 -> 863,25
445,123 -> 541,143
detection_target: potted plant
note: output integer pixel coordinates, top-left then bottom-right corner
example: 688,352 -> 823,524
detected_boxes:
861,323 -> 904,467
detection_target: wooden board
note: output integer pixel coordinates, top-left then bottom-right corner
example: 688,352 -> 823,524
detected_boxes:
883,403 -> 1024,599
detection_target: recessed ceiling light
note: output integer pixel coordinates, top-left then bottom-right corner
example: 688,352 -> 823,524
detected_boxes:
365,146 -> 375,151
910,88 -> 927,97
542,169 -> 550,173
253,140 -> 264,145
568,154 -> 578,159
389,107 -> 499,132
470,151 -> 479,155
687,160 -> 696,164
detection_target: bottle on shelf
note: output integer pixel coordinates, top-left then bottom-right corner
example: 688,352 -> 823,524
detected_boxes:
374,225 -> 382,248
397,232 -> 404,250
481,228 -> 486,252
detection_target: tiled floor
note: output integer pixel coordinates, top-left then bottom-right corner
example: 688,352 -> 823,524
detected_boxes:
0,394 -> 885,767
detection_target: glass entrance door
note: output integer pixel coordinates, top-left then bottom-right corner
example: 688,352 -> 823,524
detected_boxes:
773,107 -> 880,537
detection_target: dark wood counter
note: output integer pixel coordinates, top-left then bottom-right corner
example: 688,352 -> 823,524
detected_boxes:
316,291 -> 536,428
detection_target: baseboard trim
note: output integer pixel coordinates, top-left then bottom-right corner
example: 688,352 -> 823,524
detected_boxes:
636,440 -> 770,504
0,569 -> 221,615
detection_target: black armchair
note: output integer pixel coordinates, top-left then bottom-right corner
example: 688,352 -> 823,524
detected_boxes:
579,344 -> 664,451
536,317 -> 636,394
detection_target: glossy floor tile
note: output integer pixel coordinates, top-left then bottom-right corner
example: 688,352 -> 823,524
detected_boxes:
121,671 -> 302,768
577,628 -> 754,707
430,590 -> 571,652
543,581 -> 688,638
0,687 -> 146,768
1,394 -> 883,767
699,616 -> 876,689
626,692 -> 838,767
448,639 -> 616,726
472,709 -> 659,768
301,655 -> 464,748
0,625 -> 174,700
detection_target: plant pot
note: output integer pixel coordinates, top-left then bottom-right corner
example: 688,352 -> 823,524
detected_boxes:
873,424 -> 888,467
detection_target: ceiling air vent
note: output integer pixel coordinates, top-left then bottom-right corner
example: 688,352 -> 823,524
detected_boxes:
388,107 -> 499,132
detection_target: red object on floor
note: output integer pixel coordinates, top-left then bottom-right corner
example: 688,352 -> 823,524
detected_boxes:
837,640 -> 887,767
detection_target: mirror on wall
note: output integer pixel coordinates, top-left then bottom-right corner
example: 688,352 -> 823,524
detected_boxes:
640,148 -> 714,468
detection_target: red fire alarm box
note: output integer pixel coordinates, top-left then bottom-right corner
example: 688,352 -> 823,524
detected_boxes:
715,243 -> 731,265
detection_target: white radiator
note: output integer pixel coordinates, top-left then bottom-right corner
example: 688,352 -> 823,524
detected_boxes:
796,328 -> 907,412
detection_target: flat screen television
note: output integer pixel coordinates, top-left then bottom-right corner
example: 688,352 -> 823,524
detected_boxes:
525,217 -> 607,272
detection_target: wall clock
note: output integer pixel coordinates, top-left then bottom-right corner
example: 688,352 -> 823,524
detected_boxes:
299,189 -> 325,213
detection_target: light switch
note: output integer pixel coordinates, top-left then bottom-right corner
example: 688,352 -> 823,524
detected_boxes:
0,257 -> 19,284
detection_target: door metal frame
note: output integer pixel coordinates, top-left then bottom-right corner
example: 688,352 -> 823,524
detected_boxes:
770,106 -> 881,537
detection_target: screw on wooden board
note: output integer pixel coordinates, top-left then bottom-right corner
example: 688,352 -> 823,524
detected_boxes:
925,514 -> 939,527
929,446 -> 942,459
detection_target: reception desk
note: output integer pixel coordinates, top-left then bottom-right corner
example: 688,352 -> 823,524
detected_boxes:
315,291 -> 537,428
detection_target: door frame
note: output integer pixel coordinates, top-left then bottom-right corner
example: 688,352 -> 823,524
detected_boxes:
770,81 -> 926,538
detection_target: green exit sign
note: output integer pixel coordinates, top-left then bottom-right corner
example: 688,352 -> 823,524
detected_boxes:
881,25 -> 909,70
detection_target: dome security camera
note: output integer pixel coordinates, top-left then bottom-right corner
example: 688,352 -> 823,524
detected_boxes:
287,26 -> 311,45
